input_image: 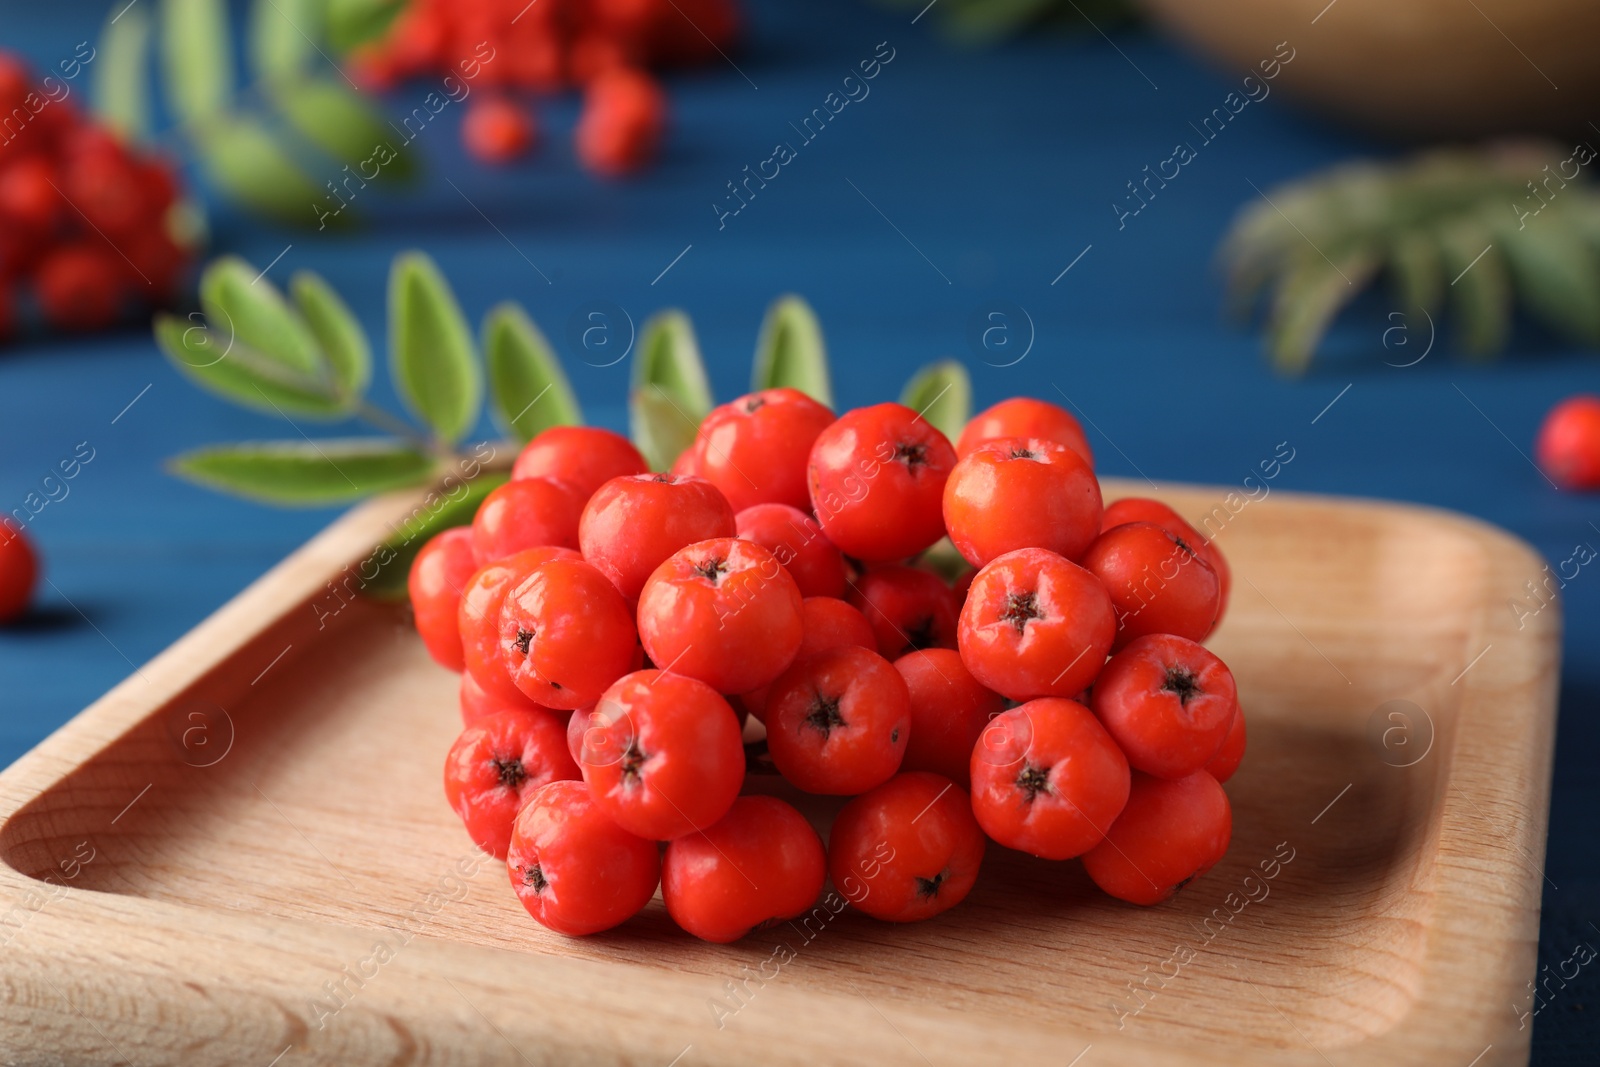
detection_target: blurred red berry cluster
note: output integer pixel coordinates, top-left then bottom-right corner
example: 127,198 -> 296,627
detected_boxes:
0,53 -> 192,341
351,0 -> 739,175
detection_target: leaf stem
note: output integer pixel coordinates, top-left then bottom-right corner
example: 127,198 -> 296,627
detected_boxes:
355,402 -> 433,450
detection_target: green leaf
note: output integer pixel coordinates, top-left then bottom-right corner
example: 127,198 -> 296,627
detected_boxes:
169,440 -> 437,506
631,386 -> 700,472
634,310 -> 713,415
1497,220 -> 1600,346
93,4 -> 152,141
1265,249 -> 1379,374
249,0 -> 317,84
389,251 -> 482,445
363,471 -> 508,600
484,302 -> 582,444
1387,231 -> 1443,317
324,0 -> 409,51
200,256 -> 322,378
291,270 -> 372,400
918,537 -> 971,582
155,313 -> 350,419
273,79 -> 416,182
751,295 -> 832,406
1438,225 -> 1510,357
899,360 -> 971,442
160,0 -> 233,127
195,119 -> 327,225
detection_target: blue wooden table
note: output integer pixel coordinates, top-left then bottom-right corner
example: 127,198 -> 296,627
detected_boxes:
4,1 -> 1595,1060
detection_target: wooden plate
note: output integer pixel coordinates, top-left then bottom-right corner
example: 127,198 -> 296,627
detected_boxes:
0,480 -> 1557,1066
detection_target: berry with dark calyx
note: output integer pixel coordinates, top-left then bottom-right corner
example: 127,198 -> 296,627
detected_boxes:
828,772 -> 985,922
578,669 -> 746,840
459,546 -> 581,703
807,401 -> 957,563
507,780 -> 661,936
1092,634 -> 1239,779
444,708 -> 580,859
499,558 -> 637,710
847,563 -> 960,660
764,644 -> 909,795
943,437 -> 1102,567
970,698 -> 1130,860
673,387 -> 836,513
1102,497 -> 1231,636
1081,522 -> 1221,650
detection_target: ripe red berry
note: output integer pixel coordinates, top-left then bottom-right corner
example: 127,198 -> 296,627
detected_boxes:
847,564 -> 959,660
0,520 -> 38,623
1101,497 -> 1231,635
636,537 -> 803,693
406,527 -> 478,671
957,396 -> 1093,467
579,669 -> 745,840
507,779 -> 660,935
458,669 -> 549,728
662,795 -> 826,942
1537,395 -> 1600,490
1080,522 -> 1220,649
470,476 -> 583,564
499,557 -> 637,710
34,243 -> 125,331
956,548 -> 1115,701
511,426 -> 648,501
0,156 -> 62,232
1205,704 -> 1247,783
673,388 -> 836,513
970,698 -> 1129,859
575,68 -> 666,177
733,503 -> 847,599
1081,770 -> 1232,905
828,772 -> 985,922
807,402 -> 957,562
894,648 -> 1005,788
764,644 -> 910,795
944,438 -> 1102,567
444,708 -> 580,859
1092,634 -> 1238,779
737,595 -> 876,721
462,95 -> 537,163
459,546 -> 581,702
63,148 -> 148,236
579,473 -> 736,600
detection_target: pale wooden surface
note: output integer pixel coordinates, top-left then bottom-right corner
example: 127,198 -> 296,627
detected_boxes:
0,479 -> 1559,1066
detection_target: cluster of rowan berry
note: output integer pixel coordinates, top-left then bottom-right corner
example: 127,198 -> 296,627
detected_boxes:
0,53 -> 189,340
410,389 -> 1243,941
353,0 -> 739,175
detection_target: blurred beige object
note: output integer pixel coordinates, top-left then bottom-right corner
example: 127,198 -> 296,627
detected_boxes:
1136,0 -> 1599,139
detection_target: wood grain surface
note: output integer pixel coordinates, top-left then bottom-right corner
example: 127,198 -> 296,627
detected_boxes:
0,478 -> 1559,1066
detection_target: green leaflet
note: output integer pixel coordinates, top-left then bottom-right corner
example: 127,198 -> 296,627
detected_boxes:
1266,248 -> 1379,375
388,252 -> 483,445
154,313 -> 349,419
274,78 -> 416,183
631,385 -> 700,472
484,303 -> 582,443
634,311 -> 713,414
751,295 -> 832,406
324,0 -> 409,51
1497,216 -> 1600,346
160,0 -> 233,127
195,118 -> 326,225
291,270 -> 372,401
93,4 -> 152,140
249,0 -> 318,84
170,440 -> 436,505
362,471 -> 509,600
899,360 -> 971,443
1437,224 -> 1510,357
1387,231 -> 1443,318
199,256 -> 322,378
